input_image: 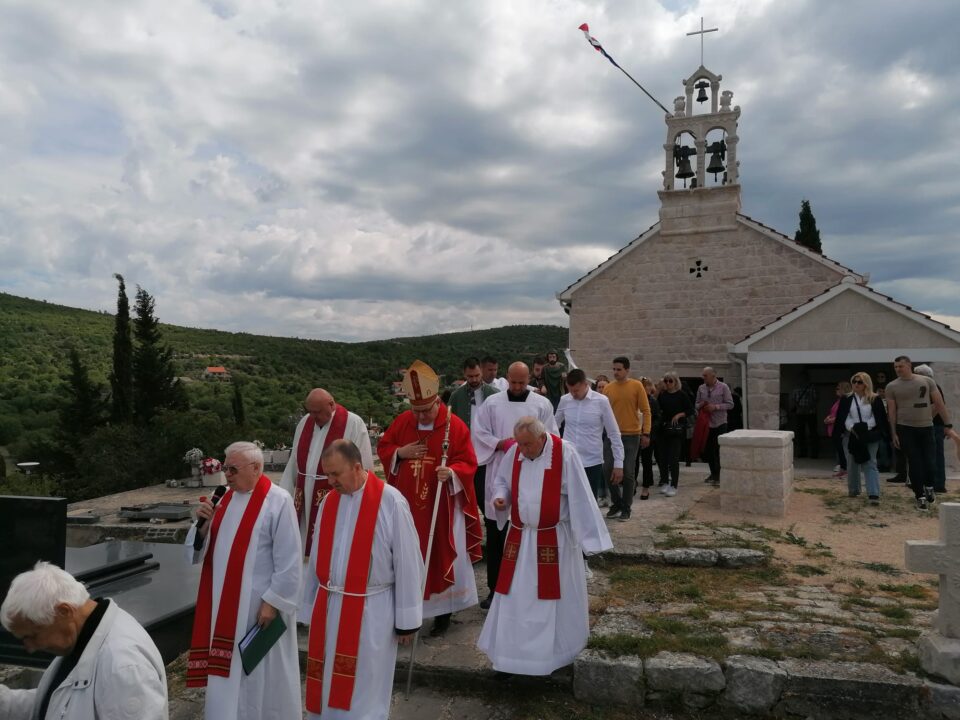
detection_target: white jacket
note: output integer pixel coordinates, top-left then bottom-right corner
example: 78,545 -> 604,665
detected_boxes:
0,601 -> 168,720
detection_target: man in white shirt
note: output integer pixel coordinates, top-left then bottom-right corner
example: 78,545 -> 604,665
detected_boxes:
555,368 -> 624,502
482,355 -> 509,392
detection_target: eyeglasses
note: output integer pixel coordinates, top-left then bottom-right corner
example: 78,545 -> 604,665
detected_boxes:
224,461 -> 256,475
852,379 -> 865,385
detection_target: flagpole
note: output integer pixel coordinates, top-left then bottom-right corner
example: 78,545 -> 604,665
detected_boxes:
579,23 -> 670,116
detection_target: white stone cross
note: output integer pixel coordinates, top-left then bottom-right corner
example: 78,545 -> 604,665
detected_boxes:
686,17 -> 718,67
905,502 -> 960,639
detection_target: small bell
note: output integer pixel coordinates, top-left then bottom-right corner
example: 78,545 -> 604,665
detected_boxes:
695,80 -> 709,103
676,157 -> 694,179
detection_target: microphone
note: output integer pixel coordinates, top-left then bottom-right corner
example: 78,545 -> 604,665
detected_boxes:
193,485 -> 227,551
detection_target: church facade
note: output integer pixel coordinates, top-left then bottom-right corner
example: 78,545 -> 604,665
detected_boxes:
558,65 -> 960,464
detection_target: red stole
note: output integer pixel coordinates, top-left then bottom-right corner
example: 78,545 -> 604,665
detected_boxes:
295,404 -> 349,556
187,474 -> 272,687
305,471 -> 385,713
495,435 -> 563,600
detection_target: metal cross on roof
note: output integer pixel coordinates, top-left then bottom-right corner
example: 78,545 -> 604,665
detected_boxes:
686,16 -> 718,67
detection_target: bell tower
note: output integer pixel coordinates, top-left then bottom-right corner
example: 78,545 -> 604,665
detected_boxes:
658,64 -> 742,233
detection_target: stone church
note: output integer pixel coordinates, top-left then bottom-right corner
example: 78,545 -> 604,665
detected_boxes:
557,64 -> 960,463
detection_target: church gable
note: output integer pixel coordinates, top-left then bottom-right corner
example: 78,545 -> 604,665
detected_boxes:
744,283 -> 960,353
565,214 -> 852,376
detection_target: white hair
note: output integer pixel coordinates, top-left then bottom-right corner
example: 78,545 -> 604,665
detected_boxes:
1,561 -> 90,629
514,416 -> 546,437
224,441 -> 264,467
914,364 -> 934,378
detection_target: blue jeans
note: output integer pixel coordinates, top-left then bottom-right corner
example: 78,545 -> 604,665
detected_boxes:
844,434 -> 880,497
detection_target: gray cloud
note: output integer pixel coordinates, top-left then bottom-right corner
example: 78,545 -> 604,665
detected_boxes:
0,0 -> 957,341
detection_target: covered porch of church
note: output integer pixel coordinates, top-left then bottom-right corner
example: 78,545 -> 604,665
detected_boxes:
728,279 -> 960,469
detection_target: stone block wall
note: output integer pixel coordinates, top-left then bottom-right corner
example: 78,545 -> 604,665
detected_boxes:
746,362 -> 780,430
935,362 -> 960,470
566,219 -> 845,381
720,430 -> 794,517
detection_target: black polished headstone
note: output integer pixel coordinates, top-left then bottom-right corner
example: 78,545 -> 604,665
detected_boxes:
0,496 -> 68,667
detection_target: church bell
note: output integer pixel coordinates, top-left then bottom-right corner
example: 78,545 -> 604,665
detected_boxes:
695,80 -> 710,103
674,144 -> 695,180
676,157 -> 694,179
706,139 -> 726,177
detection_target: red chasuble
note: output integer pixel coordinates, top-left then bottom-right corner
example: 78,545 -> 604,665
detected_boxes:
294,404 -> 348,556
495,435 -> 563,600
187,474 -> 272,687
377,402 -> 482,598
306,471 -> 384,712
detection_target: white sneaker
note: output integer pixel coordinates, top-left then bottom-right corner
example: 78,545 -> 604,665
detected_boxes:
833,464 -> 842,473
665,486 -> 677,497
659,484 -> 669,494
584,559 -> 594,580
597,496 -> 609,508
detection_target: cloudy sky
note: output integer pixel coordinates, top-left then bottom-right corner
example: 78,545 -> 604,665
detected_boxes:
1,0 -> 958,341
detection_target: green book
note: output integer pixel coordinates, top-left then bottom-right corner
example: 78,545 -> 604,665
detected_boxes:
238,615 -> 287,675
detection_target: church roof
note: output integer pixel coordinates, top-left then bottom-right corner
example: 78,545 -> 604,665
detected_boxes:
555,213 -> 865,303
730,278 -> 960,351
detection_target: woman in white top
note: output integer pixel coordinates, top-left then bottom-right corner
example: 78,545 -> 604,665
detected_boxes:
835,372 -> 889,504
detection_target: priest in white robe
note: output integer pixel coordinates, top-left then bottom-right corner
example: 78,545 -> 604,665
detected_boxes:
472,362 -> 558,607
186,441 -> 302,720
280,388 -> 374,556
477,417 -> 612,676
302,440 -> 424,720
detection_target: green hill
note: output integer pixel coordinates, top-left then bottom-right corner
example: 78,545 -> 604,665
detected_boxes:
0,291 -> 567,466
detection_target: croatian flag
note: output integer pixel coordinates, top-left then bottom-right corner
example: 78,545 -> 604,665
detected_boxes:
579,23 -> 620,69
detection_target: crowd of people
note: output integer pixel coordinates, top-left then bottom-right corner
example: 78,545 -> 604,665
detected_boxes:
4,352 -> 955,719
820,356 -> 955,510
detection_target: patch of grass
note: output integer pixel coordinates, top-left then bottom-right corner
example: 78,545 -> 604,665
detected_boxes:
606,562 -> 788,608
676,509 -> 691,522
794,564 -> 828,577
879,606 -> 912,623
797,487 -> 831,496
784,530 -> 808,547
645,617 -> 691,634
685,606 -> 710,620
882,627 -> 921,640
858,562 -> 903,576
844,596 -> 878,608
747,647 -> 785,661
879,583 -> 929,599
656,534 -> 690,550
589,630 -> 729,660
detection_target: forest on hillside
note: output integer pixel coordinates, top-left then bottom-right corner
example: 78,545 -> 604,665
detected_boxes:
0,291 -> 566,499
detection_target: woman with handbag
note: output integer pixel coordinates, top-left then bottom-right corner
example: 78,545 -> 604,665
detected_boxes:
657,371 -> 695,497
835,372 -> 888,504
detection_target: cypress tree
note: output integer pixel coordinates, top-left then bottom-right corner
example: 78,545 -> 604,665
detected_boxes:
132,286 -> 188,423
109,273 -> 134,422
232,379 -> 247,427
794,199 -> 823,254
62,348 -> 107,445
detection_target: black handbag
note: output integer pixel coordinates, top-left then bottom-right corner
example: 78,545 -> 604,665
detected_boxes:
849,400 -> 879,464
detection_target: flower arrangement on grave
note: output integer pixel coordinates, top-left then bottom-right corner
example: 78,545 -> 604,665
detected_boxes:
200,457 -> 222,475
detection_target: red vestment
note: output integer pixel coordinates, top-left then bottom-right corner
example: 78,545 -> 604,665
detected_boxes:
377,402 -> 482,598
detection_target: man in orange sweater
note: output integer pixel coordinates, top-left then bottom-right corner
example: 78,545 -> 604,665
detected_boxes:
602,356 -> 651,521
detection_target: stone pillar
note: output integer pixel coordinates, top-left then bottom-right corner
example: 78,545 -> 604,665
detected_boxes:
719,430 -> 794,518
747,362 -> 780,430
663,142 -> 675,191
905,502 -> 960,684
726,134 -> 739,184
695,139 -> 706,189
935,363 -> 960,470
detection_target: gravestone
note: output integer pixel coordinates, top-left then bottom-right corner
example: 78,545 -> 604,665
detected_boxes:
904,502 -> 960,685
0,496 -> 68,665
719,430 -> 794,517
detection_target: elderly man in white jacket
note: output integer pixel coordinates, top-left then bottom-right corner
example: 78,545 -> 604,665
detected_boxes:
0,561 -> 168,720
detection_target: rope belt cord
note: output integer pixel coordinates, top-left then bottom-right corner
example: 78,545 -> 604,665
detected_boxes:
318,582 -> 392,598
510,521 -> 560,531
